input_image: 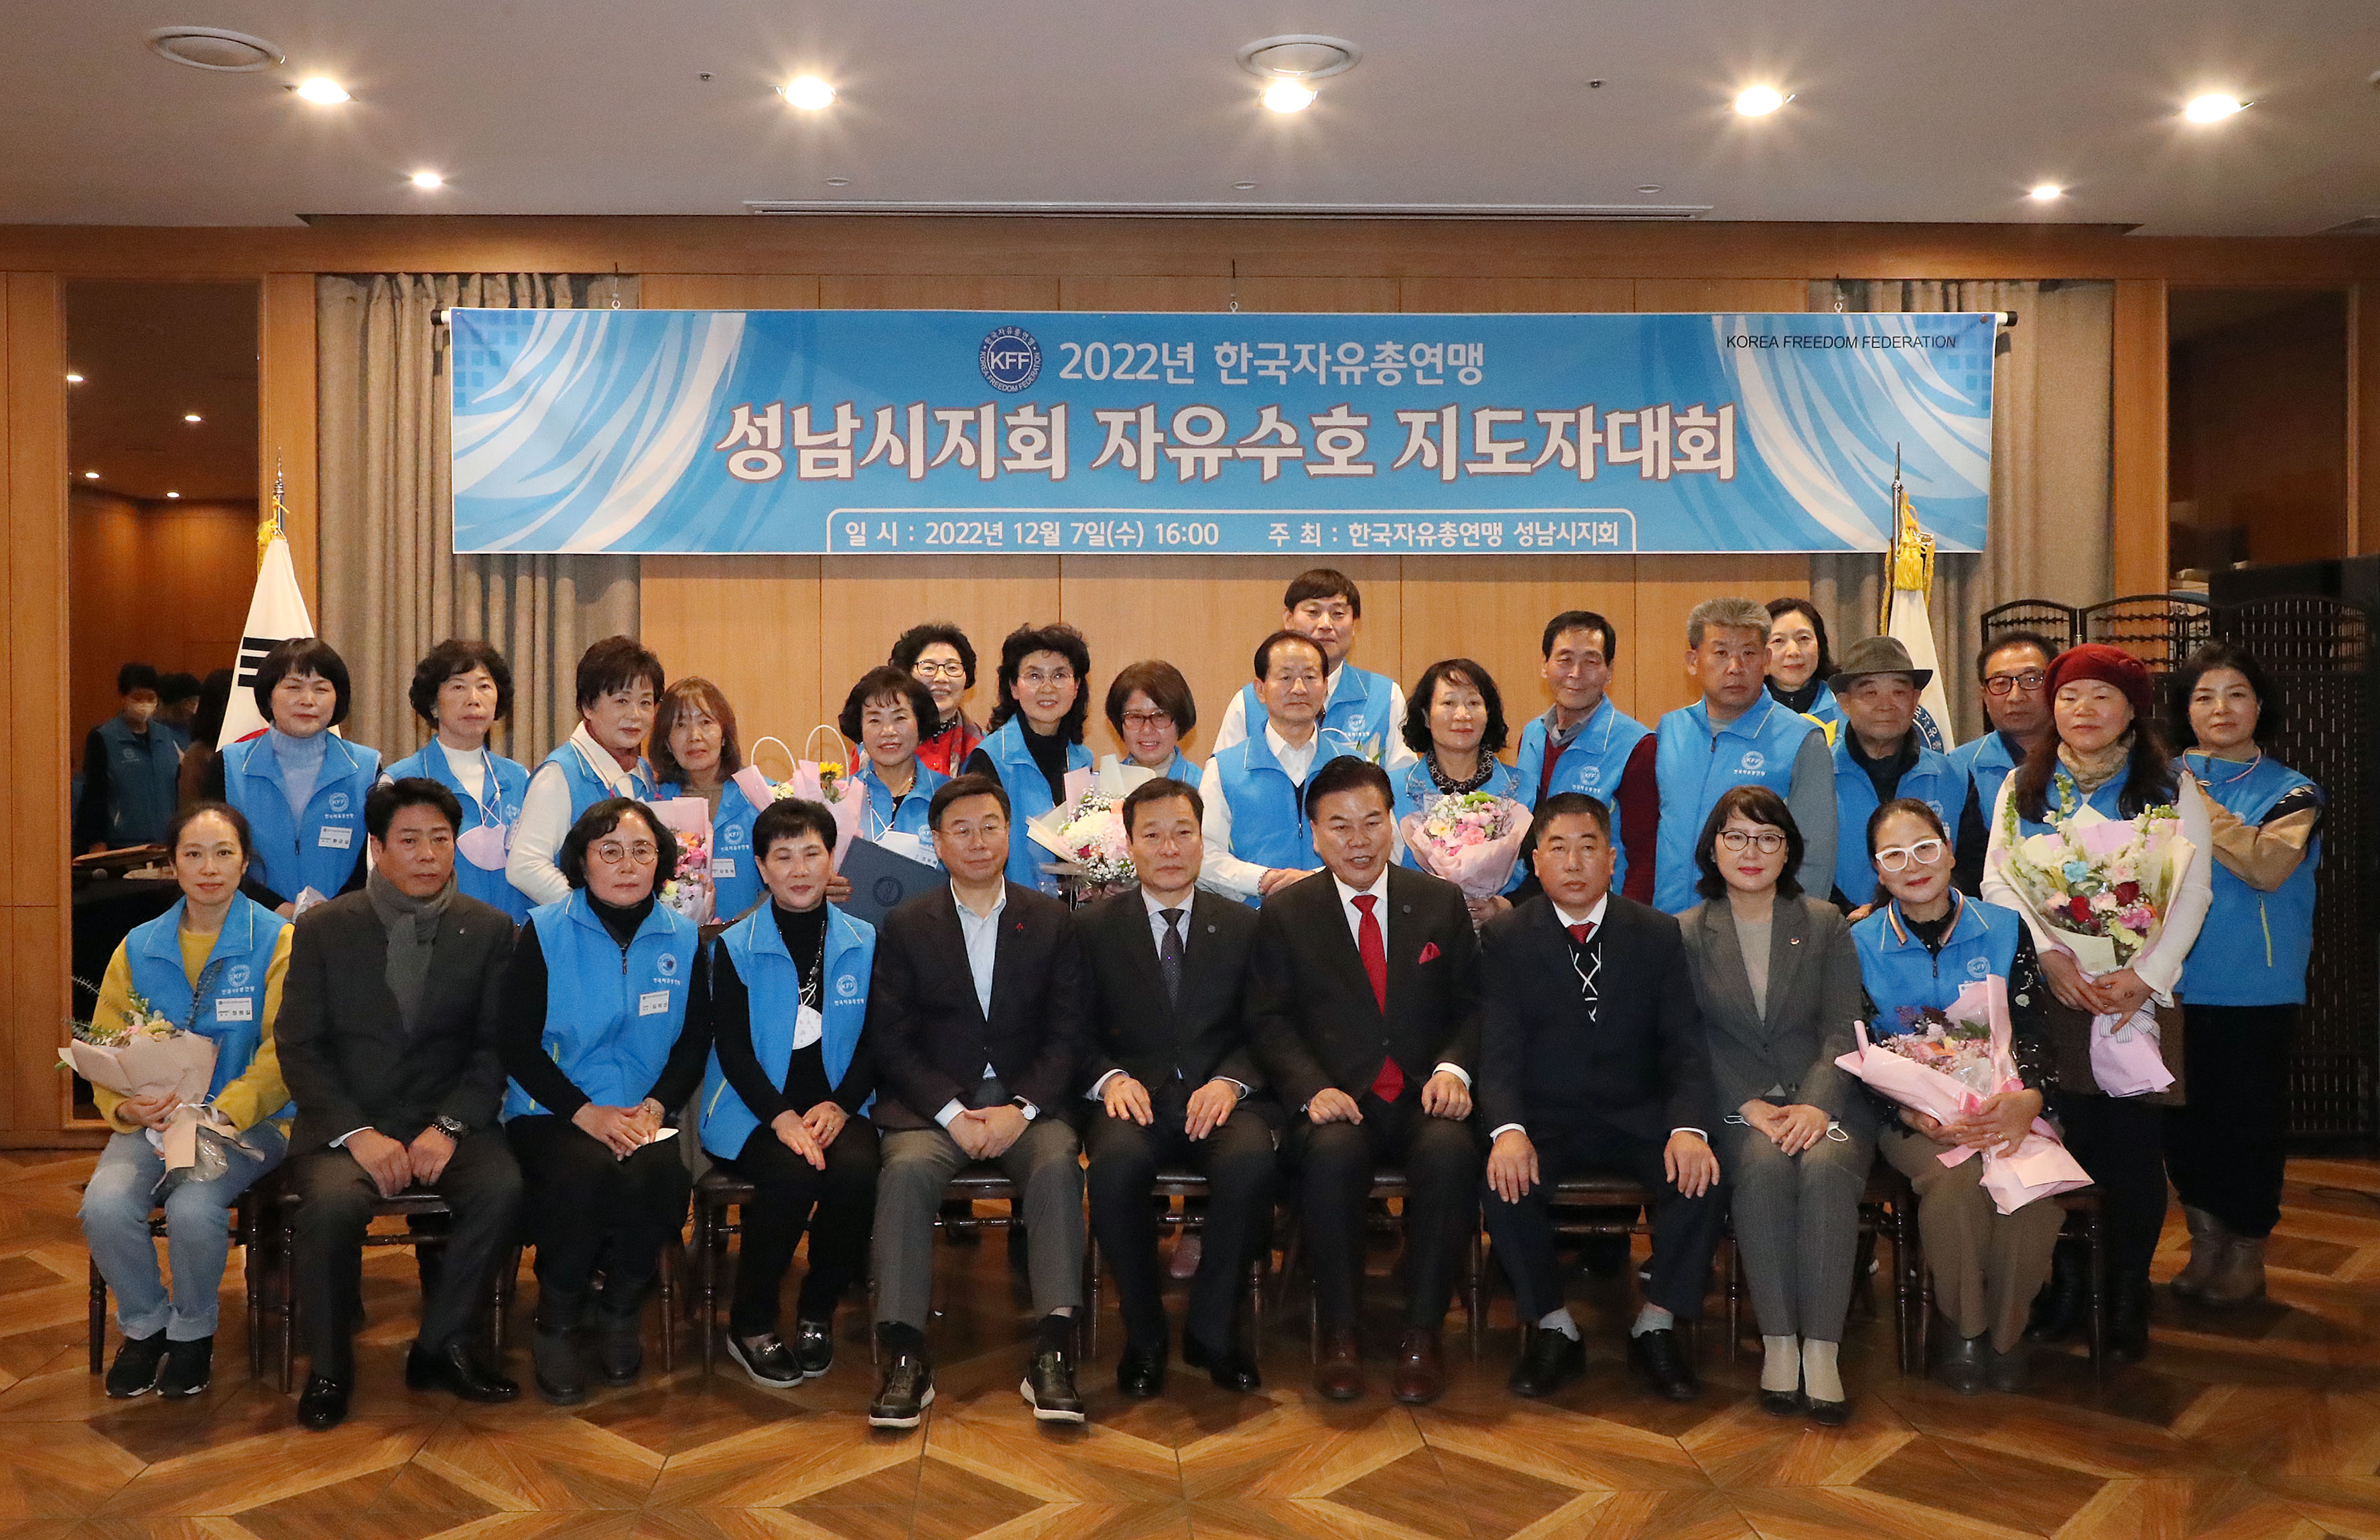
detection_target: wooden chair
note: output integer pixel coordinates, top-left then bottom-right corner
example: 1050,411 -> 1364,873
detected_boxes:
84,1184 -> 272,1381
1720,1164 -> 1924,1375
1282,1166 -> 1483,1361
1468,1170 -> 1684,1360
1081,1167 -> 1268,1360
1908,1186 -> 2111,1376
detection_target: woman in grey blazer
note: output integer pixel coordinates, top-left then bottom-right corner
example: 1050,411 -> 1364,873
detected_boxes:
1678,786 -> 1875,1427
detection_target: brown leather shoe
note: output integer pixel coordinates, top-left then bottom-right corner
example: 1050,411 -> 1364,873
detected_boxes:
1392,1328 -> 1445,1405
1315,1328 -> 1365,1401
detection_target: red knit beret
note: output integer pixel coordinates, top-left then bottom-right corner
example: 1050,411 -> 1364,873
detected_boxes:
2045,643 -> 2153,718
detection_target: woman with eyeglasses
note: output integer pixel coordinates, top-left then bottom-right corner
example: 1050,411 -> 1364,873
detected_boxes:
1980,644 -> 2211,1364
1677,785 -> 1873,1425
497,798 -> 709,1405
963,623 -> 1094,896
1104,660 -> 1201,781
891,623 -> 984,776
1853,798 -> 2063,1395
2164,643 -> 2321,1310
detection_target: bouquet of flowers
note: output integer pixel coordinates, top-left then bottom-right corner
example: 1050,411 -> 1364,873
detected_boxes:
1399,790 -> 1532,902
649,796 -> 716,925
767,727 -> 863,863
62,984 -> 224,1175
1835,977 -> 2091,1214
1027,758 -> 1156,904
1993,795 -> 2198,1096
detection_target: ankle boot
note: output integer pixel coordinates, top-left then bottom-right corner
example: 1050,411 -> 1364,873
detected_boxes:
2170,1207 -> 2231,1301
2107,1271 -> 2152,1364
530,1310 -> 587,1405
2200,1235 -> 2267,1308
2026,1244 -> 2088,1343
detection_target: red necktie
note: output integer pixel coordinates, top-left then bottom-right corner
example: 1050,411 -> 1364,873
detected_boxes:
1356,894 -> 1402,1101
1568,922 -> 1595,945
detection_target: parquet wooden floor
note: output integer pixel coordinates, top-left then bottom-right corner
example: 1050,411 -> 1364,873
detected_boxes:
4,1149 -> 2377,1540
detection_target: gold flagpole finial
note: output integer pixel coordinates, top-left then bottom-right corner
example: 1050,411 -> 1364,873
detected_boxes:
259,456 -> 287,568
1882,445 -> 1935,630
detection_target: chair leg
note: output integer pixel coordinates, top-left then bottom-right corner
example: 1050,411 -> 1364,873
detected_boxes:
1085,1231 -> 1102,1362
88,1262 -> 106,1376
2085,1216 -> 2109,1379
1467,1230 -> 1486,1359
244,1220 -> 266,1383
1724,1237 -> 1741,1361
278,1216 -> 298,1395
658,1242 -> 678,1377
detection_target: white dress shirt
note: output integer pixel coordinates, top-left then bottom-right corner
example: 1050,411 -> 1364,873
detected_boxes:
507,724 -> 645,906
1197,722 -> 1323,902
1330,871 -> 1467,1093
938,882 -> 1037,1127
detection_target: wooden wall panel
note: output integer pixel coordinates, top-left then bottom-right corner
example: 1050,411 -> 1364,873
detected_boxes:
2355,285 -> 2376,559
1231,277 -> 1400,313
1398,555 -> 1641,742
641,555 -> 824,760
1400,277 -> 1634,313
819,275 -> 1060,310
1057,276 -> 1234,312
260,273 -> 317,610
1633,278 -> 1825,313
1631,555 -> 1810,721
2111,280 -> 2170,593
641,274 -> 821,309
11,908 -> 66,1134
817,557 -> 1062,744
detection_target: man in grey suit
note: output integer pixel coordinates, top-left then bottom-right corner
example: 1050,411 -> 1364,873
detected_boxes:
863,774 -> 1090,1429
275,779 -> 523,1432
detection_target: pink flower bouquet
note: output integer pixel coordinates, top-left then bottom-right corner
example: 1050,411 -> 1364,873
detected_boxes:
1399,791 -> 1532,901
649,795 -> 716,925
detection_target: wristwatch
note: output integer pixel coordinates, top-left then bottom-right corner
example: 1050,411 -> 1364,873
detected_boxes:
432,1115 -> 468,1140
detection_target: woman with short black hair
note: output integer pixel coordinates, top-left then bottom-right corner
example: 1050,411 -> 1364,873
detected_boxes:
498,797 -> 708,1405
963,622 -> 1094,895
841,666 -> 947,849
205,638 -> 379,914
891,622 -> 983,776
1764,598 -> 1841,733
384,640 -> 531,922
1393,658 -> 1522,921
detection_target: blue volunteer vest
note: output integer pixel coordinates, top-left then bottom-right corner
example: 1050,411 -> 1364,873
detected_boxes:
94,717 -> 182,847
657,774 -> 767,924
2179,753 -> 2320,1007
1239,662 -> 1397,762
976,717 -> 1092,894
385,744 -> 533,922
537,738 -> 657,823
1125,750 -> 1203,784
2009,764 -> 2141,840
1947,730 -> 2028,843
1394,756 -> 1525,893
1852,892 -> 2022,1031
857,758 -> 948,845
1652,696 -> 1819,914
1831,732 -> 1963,904
501,890 -> 700,1119
1512,697 -> 1652,889
123,894 -> 292,1117
220,732 -> 381,901
698,902 -> 878,1157
1212,730 -> 1324,906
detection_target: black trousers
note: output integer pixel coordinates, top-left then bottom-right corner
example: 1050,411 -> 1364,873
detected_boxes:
2058,1092 -> 2167,1276
720,1119 -> 880,1335
506,1114 -> 691,1322
289,1130 -> 523,1381
2167,1003 -> 2296,1238
1286,1091 -> 1481,1332
1483,1122 -> 1723,1323
1083,1088 -> 1280,1352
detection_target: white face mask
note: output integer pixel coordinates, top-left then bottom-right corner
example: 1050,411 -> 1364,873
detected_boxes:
123,699 -> 156,727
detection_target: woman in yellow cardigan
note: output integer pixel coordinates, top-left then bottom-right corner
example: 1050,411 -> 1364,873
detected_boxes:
80,801 -> 294,1399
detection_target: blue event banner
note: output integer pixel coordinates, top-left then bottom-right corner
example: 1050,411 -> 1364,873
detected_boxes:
450,307 -> 1995,557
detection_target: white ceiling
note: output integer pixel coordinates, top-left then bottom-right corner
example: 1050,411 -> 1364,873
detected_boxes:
2,1 -> 2377,236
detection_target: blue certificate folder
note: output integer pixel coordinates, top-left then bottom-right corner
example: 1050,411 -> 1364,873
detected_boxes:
838,837 -> 945,926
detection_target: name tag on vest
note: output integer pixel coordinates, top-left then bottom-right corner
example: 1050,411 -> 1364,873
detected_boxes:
214,996 -> 254,1024
639,990 -> 671,1017
318,825 -> 353,849
710,857 -> 737,880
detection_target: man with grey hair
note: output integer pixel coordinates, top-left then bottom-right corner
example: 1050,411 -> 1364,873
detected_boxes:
1650,597 -> 1836,911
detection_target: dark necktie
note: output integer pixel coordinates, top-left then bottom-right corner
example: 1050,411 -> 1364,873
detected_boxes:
1355,894 -> 1402,1101
1159,907 -> 1184,1006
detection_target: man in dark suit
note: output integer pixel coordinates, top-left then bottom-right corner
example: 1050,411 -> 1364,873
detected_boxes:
1479,792 -> 1722,1402
1077,777 -> 1277,1397
275,779 -> 523,1431
1248,756 -> 1482,1405
864,774 -> 1091,1429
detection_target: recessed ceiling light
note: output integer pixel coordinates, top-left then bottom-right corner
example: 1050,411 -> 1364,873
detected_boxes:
184,413 -> 202,423
1232,181 -> 1260,190
2029,183 -> 2064,202
410,170 -> 444,190
147,27 -> 283,72
294,77 -> 350,104
65,372 -> 82,383
823,176 -> 852,187
2184,92 -> 2245,123
84,471 -> 98,480
782,75 -> 836,110
1262,79 -> 1317,113
1733,85 -> 1787,116
166,491 -> 180,499
1637,184 -> 1664,194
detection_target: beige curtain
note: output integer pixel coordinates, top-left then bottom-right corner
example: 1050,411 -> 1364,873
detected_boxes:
318,273 -> 642,765
1805,279 -> 2114,739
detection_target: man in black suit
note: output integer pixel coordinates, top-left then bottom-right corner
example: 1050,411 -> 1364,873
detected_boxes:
1248,756 -> 1482,1405
1077,777 -> 1277,1397
1479,792 -> 1722,1402
275,779 -> 523,1431
864,774 -> 1091,1429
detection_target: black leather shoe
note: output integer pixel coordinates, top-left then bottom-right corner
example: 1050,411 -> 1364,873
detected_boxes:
792,1317 -> 834,1380
1806,1395 -> 1851,1428
531,1324 -> 588,1406
405,1340 -> 519,1403
1934,1331 -> 1987,1395
1983,1341 -> 2032,1393
593,1309 -> 643,1386
1182,1333 -> 1262,1393
1508,1328 -> 1585,1398
1627,1328 -> 1701,1401
1115,1344 -> 1167,1399
1022,1348 -> 1085,1423
2026,1245 -> 2088,1343
1758,1388 -> 1804,1417
726,1330 -> 803,1388
296,1375 -> 351,1431
868,1350 -> 935,1430
2108,1271 -> 2152,1364
104,1332 -> 168,1399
